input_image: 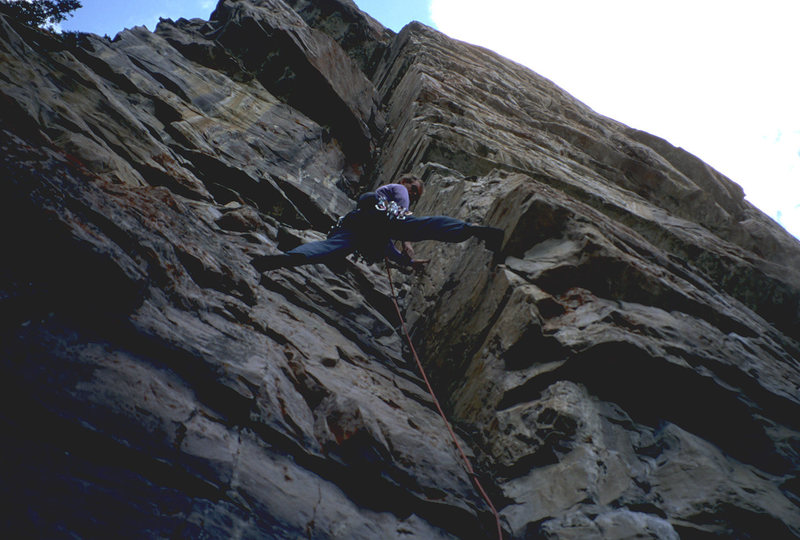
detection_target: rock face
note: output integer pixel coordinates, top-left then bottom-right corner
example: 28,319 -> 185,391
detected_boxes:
1,1 -> 799,538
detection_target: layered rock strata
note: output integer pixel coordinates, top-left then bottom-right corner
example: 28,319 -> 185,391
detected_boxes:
1,1 -> 799,538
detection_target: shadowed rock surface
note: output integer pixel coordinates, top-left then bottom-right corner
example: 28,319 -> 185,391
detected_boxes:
1,1 -> 799,538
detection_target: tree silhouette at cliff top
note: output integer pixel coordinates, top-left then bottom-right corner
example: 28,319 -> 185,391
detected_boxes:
0,0 -> 82,28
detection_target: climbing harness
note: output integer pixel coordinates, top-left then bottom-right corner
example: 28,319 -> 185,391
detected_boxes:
329,194 -> 411,237
327,194 -> 414,265
384,260 -> 504,540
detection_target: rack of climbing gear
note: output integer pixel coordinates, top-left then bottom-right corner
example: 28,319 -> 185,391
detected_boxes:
375,196 -> 412,220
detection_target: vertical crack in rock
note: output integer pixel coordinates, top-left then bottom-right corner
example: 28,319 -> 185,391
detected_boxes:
1,1 -> 799,538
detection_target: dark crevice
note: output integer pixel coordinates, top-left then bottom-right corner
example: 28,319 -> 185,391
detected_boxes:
503,326 -> 567,371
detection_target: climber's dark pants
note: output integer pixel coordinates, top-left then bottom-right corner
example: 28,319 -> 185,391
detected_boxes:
281,215 -> 475,266
284,227 -> 357,265
387,215 -> 474,243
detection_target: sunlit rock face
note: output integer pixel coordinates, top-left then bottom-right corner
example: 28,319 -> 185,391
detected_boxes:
1,1 -> 799,538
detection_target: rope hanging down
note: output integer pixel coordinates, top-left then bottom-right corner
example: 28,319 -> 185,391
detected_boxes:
384,260 -> 504,540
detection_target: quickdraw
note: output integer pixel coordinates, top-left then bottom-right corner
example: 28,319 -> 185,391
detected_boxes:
328,214 -> 347,238
375,196 -> 412,220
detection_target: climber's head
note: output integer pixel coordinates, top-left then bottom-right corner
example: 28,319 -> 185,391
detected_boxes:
398,174 -> 423,204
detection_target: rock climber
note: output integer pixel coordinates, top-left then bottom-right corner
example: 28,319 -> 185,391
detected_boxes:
251,174 -> 504,272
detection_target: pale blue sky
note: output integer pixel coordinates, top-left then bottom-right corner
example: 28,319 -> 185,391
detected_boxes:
59,0 -> 433,36
354,0 -> 433,32
58,1 -> 799,240
60,0 -> 222,36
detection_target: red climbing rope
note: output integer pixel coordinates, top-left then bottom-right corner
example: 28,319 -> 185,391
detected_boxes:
384,260 -> 504,540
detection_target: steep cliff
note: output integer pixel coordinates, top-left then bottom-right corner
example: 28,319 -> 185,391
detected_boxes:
1,1 -> 799,538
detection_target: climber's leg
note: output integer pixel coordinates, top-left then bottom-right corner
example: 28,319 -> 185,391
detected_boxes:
251,229 -> 356,271
387,216 -> 504,252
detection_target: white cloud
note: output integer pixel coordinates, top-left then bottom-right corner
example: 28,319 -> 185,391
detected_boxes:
430,0 -> 800,238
